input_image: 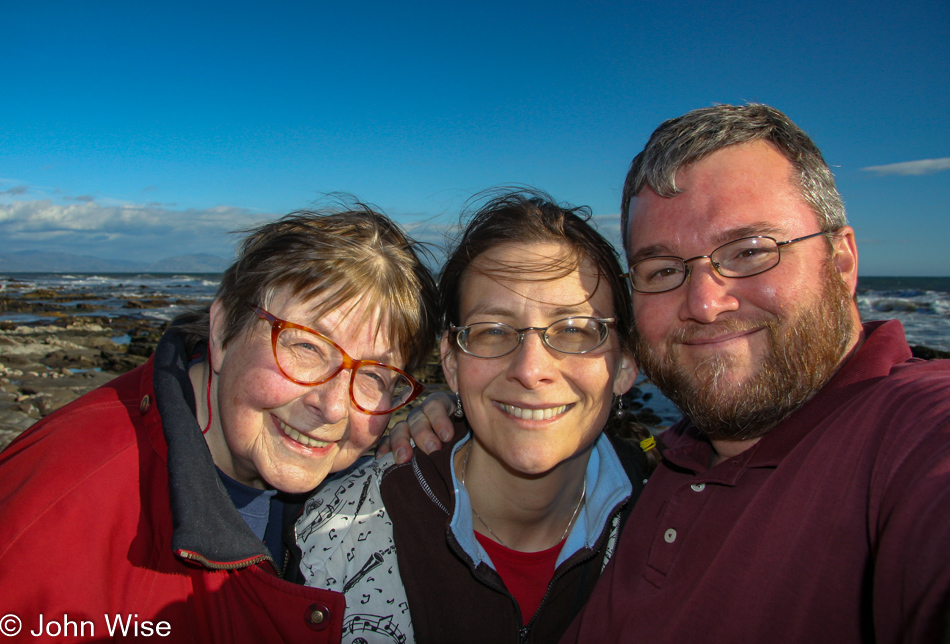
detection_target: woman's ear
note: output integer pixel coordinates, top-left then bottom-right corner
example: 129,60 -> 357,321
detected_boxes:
440,332 -> 459,392
208,299 -> 228,373
613,352 -> 638,396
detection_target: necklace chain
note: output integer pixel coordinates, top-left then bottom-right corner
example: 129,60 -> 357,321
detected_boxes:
460,441 -> 586,549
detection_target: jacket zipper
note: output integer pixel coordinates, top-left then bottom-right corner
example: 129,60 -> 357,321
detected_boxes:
411,457 -> 450,515
176,549 -> 278,575
445,534 -> 525,641
517,498 -> 630,643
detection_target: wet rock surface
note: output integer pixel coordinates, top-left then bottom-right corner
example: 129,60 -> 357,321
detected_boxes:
0,316 -> 166,451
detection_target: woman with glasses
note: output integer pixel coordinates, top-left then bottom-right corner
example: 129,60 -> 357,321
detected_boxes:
0,204 -> 437,643
297,190 -> 658,643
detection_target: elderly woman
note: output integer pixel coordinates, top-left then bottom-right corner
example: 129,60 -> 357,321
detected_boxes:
0,206 -> 437,643
297,191 -> 658,643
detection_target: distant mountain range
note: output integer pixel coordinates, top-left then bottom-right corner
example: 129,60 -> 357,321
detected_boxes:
0,251 -> 230,273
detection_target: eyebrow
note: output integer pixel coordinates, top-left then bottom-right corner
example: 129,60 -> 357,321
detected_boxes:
306,318 -> 398,364
628,221 -> 787,264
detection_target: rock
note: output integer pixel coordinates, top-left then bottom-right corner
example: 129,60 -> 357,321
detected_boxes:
16,401 -> 41,419
100,350 -> 147,373
911,345 -> 950,360
35,395 -> 55,415
21,288 -> 59,300
0,427 -> 28,452
0,409 -> 35,430
127,336 -> 156,358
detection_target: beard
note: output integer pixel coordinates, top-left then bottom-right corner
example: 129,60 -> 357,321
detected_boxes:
633,262 -> 855,441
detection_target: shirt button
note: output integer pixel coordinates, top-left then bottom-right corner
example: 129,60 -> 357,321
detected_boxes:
139,395 -> 151,414
691,483 -> 706,492
305,603 -> 331,631
664,528 -> 677,543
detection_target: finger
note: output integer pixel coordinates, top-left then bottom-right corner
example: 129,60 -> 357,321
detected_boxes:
386,420 -> 415,464
375,433 -> 393,458
420,393 -> 458,443
407,410 -> 444,455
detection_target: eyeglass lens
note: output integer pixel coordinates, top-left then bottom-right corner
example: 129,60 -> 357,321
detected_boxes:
275,326 -> 414,413
457,317 -> 608,358
631,237 -> 781,293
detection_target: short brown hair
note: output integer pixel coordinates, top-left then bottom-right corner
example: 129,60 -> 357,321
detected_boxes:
621,103 -> 846,257
178,203 -> 438,372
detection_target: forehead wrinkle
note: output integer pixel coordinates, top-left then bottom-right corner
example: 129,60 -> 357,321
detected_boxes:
711,222 -> 787,246
304,296 -> 399,363
630,221 -> 790,263
464,301 -> 601,321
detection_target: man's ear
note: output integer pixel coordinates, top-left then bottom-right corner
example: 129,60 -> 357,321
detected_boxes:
440,332 -> 459,392
613,352 -> 639,396
208,299 -> 228,373
831,226 -> 859,295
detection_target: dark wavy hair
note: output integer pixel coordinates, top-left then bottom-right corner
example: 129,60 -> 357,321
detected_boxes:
440,188 -> 660,470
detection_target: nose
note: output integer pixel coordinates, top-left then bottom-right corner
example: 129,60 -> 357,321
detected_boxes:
680,260 -> 739,323
300,370 -> 350,425
506,330 -> 557,389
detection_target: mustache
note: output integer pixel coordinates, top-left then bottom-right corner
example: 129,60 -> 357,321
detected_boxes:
668,316 -> 780,344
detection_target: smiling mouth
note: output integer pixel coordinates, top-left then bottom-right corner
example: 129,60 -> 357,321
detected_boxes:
682,327 -> 763,346
500,403 -> 569,420
276,417 -> 332,448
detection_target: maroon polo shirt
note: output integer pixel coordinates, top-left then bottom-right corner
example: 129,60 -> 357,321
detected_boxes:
563,320 -> 950,643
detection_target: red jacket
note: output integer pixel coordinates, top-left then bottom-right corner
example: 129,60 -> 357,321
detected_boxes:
0,330 -> 344,643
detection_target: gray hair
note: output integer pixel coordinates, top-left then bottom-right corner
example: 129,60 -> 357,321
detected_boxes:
620,104 -> 846,255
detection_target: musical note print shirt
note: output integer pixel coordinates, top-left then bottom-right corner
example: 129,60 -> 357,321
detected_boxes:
297,454 -> 414,644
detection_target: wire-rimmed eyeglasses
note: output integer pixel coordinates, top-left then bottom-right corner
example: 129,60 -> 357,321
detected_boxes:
252,305 -> 424,415
450,316 -> 615,359
628,231 -> 830,294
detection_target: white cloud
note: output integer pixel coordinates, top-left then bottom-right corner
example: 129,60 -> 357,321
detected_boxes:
590,212 -> 625,255
0,199 -> 272,262
861,158 -> 950,176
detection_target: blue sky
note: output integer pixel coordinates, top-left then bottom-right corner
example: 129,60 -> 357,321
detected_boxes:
1,0 -> 948,275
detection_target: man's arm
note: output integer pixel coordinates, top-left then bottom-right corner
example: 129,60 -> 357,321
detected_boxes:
377,392 -> 457,464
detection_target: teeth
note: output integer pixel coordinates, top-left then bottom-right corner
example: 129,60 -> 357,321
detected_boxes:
500,404 -> 568,420
277,418 -> 331,448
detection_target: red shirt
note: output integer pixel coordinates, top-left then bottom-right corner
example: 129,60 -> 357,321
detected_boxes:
476,532 -> 565,622
563,321 -> 950,643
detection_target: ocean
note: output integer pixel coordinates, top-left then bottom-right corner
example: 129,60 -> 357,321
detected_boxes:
855,277 -> 950,352
0,272 -> 221,326
2,272 -> 948,429
2,273 -> 947,350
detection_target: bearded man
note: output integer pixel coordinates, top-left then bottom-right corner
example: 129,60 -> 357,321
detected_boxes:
388,104 -> 950,643
563,104 -> 950,643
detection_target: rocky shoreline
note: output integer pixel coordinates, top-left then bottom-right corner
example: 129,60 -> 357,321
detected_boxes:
0,314 -> 672,452
6,282 -> 942,453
